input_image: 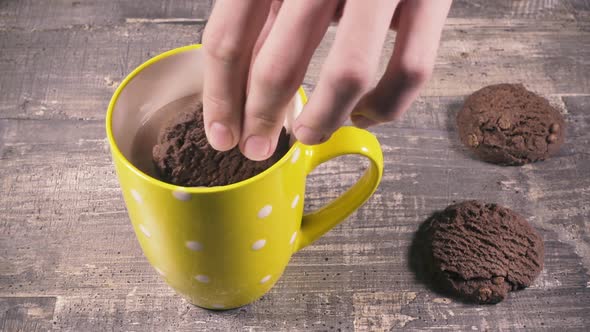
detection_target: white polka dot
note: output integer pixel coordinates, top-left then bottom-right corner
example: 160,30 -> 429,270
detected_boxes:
195,274 -> 210,283
186,241 -> 203,251
131,189 -> 142,203
257,205 -> 272,219
291,194 -> 300,209
154,267 -> 165,276
291,147 -> 301,163
251,239 -> 266,251
260,275 -> 272,284
211,303 -> 225,309
173,190 -> 191,201
290,231 -> 297,245
139,224 -> 151,238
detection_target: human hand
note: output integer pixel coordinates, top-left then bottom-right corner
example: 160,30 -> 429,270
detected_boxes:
202,0 -> 452,160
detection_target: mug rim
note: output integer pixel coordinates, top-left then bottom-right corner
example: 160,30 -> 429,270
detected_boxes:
106,44 -> 308,193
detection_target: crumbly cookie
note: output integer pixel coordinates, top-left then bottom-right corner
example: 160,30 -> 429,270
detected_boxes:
152,101 -> 290,187
422,201 -> 544,304
457,84 -> 565,165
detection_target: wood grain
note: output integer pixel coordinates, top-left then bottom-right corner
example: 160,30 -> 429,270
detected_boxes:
1,0 -> 589,330
0,24 -> 205,121
0,0 -> 212,30
1,0 -> 587,30
449,0 -> 590,19
1,18 -> 588,121
0,297 -> 56,332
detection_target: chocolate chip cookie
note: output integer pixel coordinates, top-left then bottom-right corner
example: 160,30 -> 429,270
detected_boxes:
457,84 -> 565,165
421,201 -> 544,304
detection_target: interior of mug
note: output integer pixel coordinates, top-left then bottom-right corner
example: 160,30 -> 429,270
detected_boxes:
111,46 -> 303,179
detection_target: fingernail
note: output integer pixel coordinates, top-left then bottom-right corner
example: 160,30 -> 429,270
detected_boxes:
208,122 -> 235,151
243,135 -> 271,161
350,114 -> 377,129
295,126 -> 326,145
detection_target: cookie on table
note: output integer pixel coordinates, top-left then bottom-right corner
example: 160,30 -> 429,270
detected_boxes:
457,84 -> 565,165
423,200 -> 544,304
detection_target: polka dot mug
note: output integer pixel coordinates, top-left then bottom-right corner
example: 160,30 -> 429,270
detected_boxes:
106,45 -> 384,310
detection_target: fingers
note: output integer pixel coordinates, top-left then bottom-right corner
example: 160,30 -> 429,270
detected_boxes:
350,0 -> 452,128
240,0 -> 338,160
249,0 -> 283,77
202,0 -> 271,151
294,0 -> 399,145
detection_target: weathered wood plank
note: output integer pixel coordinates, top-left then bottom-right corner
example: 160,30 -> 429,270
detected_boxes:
0,0 -> 213,30
47,286 -> 590,331
0,297 -> 56,332
0,19 -> 588,122
0,24 -> 205,121
2,0 -> 588,31
449,0 -> 588,19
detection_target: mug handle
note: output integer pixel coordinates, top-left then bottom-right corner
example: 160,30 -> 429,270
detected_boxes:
295,126 -> 384,251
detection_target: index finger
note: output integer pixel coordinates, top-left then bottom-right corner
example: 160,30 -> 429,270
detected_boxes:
202,0 -> 271,151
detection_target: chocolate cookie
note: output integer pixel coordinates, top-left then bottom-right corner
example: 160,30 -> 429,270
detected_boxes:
152,101 -> 291,187
457,84 -> 565,165
422,201 -> 544,304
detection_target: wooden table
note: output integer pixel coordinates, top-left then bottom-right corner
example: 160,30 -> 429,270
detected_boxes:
1,1 -> 589,331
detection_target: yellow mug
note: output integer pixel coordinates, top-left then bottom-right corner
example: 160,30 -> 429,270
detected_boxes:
106,45 -> 383,310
